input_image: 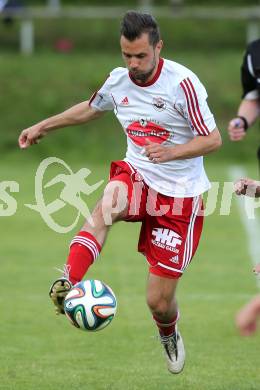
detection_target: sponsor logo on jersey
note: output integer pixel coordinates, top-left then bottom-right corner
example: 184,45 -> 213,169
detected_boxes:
139,118 -> 147,127
121,96 -> 129,105
126,120 -> 170,147
152,97 -> 166,111
151,228 -> 182,253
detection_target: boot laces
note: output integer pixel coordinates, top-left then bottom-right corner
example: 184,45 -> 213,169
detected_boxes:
54,264 -> 71,280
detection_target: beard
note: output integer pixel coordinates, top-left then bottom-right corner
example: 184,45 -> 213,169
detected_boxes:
130,56 -> 157,84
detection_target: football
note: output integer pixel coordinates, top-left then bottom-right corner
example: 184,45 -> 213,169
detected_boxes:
64,279 -> 117,331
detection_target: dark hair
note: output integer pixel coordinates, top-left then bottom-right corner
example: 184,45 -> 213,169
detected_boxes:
120,11 -> 160,47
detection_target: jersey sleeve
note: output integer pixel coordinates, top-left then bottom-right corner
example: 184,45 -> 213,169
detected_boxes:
241,45 -> 259,99
176,76 -> 216,136
89,73 -> 115,111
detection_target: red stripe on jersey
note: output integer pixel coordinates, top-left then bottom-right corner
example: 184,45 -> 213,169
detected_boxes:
181,79 -> 208,136
186,78 -> 210,135
180,80 -> 205,136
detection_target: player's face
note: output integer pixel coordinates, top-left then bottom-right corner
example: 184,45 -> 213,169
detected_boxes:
120,33 -> 163,84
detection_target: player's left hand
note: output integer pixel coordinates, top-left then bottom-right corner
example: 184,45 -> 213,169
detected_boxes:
143,139 -> 174,163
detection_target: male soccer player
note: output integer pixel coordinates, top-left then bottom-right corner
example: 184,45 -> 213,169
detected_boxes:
18,11 -> 222,374
229,41 -> 260,336
228,39 -> 260,141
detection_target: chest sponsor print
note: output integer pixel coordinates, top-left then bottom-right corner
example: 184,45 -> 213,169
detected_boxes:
126,119 -> 170,147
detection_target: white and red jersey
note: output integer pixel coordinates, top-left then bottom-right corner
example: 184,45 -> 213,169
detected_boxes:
89,58 -> 216,197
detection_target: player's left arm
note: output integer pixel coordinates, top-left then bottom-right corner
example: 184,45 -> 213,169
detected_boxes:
145,127 -> 222,163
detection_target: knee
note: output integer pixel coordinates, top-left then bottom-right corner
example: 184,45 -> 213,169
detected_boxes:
101,195 -> 114,217
101,182 -> 128,224
146,293 -> 171,318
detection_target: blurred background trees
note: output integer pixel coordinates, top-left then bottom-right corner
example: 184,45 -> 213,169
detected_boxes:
1,0 -> 260,163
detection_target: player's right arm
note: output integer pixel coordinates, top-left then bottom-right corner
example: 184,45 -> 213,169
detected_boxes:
18,101 -> 104,149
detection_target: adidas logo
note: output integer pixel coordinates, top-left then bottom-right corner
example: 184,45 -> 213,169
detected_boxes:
169,255 -> 179,264
121,96 -> 129,105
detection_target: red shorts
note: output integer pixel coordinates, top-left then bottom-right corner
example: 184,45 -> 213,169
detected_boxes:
109,160 -> 204,279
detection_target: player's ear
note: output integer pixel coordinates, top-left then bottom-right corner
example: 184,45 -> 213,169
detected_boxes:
156,40 -> 163,53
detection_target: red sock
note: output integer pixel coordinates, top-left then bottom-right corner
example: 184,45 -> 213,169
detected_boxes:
66,231 -> 101,285
153,311 -> 179,337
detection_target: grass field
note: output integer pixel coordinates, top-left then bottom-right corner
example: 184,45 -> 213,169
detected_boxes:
1,156 -> 260,390
1,46 -> 260,389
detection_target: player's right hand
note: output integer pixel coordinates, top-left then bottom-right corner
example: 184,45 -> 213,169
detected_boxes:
18,125 -> 45,149
234,177 -> 260,197
227,117 -> 246,141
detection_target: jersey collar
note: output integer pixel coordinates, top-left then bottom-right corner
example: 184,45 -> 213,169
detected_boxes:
129,57 -> 164,87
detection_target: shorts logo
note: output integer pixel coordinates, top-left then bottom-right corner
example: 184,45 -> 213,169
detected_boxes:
151,228 -> 182,253
170,255 -> 179,264
152,97 -> 166,111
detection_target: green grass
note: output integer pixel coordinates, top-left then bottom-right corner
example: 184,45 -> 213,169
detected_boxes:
1,158 -> 260,390
1,44 -> 260,389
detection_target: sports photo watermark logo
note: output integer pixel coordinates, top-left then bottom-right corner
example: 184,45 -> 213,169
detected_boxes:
25,157 -> 104,233
1,158 -> 260,233
0,157 -> 104,233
